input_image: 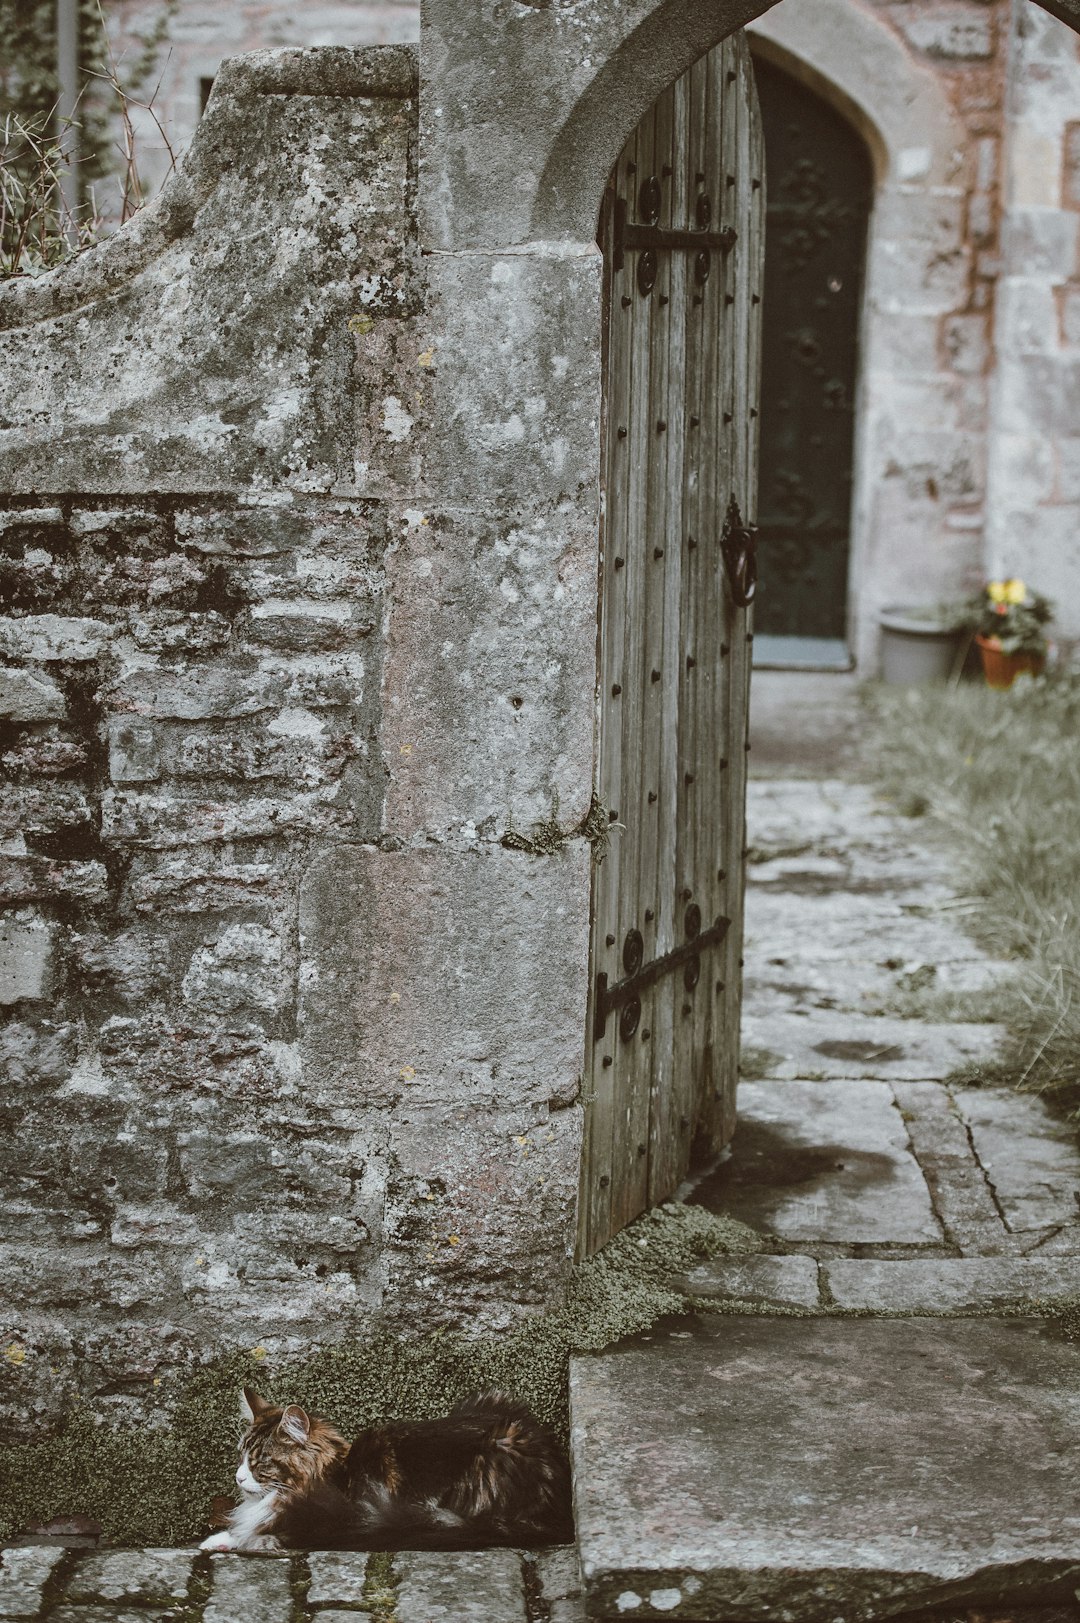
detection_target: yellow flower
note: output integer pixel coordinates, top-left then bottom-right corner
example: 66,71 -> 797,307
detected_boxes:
988,578 -> 1027,605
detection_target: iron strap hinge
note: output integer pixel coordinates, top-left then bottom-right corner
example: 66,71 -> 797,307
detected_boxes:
612,197 -> 738,272
593,914 -> 731,1041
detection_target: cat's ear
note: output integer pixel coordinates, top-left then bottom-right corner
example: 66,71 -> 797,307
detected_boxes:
278,1405 -> 311,1445
241,1388 -> 271,1424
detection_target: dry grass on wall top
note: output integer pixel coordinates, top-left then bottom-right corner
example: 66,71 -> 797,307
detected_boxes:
0,1203 -> 760,1546
866,673 -> 1080,1114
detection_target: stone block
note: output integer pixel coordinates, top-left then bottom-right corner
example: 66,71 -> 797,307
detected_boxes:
740,1006 -> 1005,1084
100,784 -> 350,847
0,1547 -> 65,1618
1008,128 -> 1063,210
700,1079 -> 941,1245
536,1547 -> 586,1623
109,719 -> 161,784
1066,121 -> 1080,210
680,1254 -> 821,1308
874,188 -> 969,316
422,247 -> 603,512
984,432 -> 1056,509
181,922 -> 287,1016
49,1612 -> 178,1623
107,666 -> 285,721
1004,207 -> 1079,282
571,1317 -> 1080,1622
63,1548 -> 193,1605
1055,437 -> 1080,502
891,1081 -> 1008,1253
298,842 -> 590,1112
901,9 -> 994,59
384,1103 -> 581,1328
0,913 -> 55,1004
1061,286 -> 1080,345
174,500 -> 313,557
307,1550 -> 371,1606
0,615 -> 109,662
941,312 -> 989,375
395,1549 -> 524,1623
382,505 -> 597,837
0,782 -> 92,841
955,1088 -> 1080,1231
825,1257 -> 1080,1311
992,353 -> 1080,436
204,1555 -> 294,1623
0,668 -> 66,723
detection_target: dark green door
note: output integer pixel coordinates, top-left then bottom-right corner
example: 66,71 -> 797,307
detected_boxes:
752,55 -> 873,644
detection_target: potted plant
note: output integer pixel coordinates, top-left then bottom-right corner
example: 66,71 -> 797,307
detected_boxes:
965,578 -> 1053,689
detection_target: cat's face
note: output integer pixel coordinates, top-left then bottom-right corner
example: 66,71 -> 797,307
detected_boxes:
235,1387 -> 347,1496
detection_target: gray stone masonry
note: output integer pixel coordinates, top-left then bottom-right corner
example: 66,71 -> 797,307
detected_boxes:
0,1546 -> 584,1622
0,39 -> 596,1436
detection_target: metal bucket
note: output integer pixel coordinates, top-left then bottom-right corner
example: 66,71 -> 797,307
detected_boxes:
879,608 -> 964,685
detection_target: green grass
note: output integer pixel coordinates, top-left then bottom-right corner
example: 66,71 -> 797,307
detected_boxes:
866,673 -> 1080,1114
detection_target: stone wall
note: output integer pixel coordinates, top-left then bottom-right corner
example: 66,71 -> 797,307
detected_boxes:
0,41 -> 596,1444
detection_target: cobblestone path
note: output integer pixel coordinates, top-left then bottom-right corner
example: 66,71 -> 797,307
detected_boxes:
0,1545 -> 584,1622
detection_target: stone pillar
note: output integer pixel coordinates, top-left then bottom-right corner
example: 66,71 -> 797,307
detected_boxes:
986,0 -> 1080,645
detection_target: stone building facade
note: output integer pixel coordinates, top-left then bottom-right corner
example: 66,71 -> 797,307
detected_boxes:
100,0 -> 1080,666
2,0 -> 1080,1468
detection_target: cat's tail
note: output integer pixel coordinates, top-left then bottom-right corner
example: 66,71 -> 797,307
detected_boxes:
272,1481 -> 505,1553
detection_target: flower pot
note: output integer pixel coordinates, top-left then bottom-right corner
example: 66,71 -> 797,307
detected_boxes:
974,634 -> 1045,690
879,607 -> 965,685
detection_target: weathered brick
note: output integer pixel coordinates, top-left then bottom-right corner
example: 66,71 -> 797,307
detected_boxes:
130,610 -> 233,653
0,913 -> 55,1004
0,667 -> 66,723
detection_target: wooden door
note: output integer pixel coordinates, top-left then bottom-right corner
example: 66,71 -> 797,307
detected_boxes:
752,54 -> 872,642
579,32 -> 765,1258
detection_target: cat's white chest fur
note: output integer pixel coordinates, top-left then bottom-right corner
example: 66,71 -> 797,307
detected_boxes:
200,1484 -> 281,1553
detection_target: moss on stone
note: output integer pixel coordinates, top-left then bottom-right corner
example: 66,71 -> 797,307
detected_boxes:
0,1202 -> 757,1545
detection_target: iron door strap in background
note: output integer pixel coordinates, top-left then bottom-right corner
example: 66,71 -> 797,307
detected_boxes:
580,31 -> 765,1259
751,54 -> 873,642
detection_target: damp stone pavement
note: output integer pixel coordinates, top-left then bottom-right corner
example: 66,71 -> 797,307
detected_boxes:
570,678 -> 1080,1623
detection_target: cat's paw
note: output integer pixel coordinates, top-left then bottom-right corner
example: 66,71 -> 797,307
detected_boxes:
200,1531 -> 235,1552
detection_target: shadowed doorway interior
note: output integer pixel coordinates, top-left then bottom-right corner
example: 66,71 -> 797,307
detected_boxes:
751,53 -> 873,671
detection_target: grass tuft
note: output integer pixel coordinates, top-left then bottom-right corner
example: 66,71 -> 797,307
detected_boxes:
866,674 -> 1080,1112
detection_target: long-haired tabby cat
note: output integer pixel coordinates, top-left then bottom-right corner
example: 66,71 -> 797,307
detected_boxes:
200,1388 -> 573,1552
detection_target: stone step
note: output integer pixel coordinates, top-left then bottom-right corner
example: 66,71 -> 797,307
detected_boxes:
570,1315 -> 1080,1622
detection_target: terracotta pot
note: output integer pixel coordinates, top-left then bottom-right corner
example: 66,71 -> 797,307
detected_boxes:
975,634 -> 1045,690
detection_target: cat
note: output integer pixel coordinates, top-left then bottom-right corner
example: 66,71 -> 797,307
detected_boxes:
200,1387 -> 574,1553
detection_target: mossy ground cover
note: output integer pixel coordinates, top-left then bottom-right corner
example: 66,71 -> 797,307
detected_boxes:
0,1204 -> 758,1545
865,673 -> 1080,1116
